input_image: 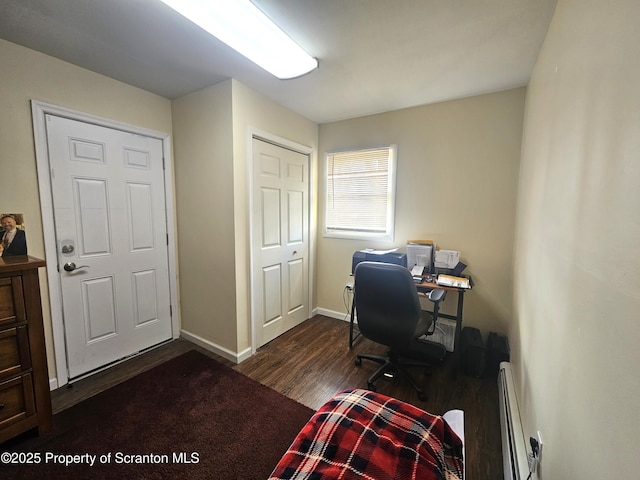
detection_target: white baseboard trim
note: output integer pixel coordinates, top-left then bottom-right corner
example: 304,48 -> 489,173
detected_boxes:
180,329 -> 252,364
316,307 -> 352,322
49,314 -> 350,390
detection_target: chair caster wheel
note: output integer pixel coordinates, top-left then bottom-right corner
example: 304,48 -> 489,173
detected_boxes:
355,357 -> 362,366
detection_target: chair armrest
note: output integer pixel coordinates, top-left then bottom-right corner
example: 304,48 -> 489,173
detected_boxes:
428,288 -> 446,303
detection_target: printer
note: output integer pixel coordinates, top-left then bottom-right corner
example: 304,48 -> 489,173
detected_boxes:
352,249 -> 408,274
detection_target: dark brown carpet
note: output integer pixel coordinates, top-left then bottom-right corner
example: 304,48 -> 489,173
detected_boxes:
2,350 -> 314,479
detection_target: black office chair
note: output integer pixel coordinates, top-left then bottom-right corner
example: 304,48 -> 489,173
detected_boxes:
353,261 -> 447,400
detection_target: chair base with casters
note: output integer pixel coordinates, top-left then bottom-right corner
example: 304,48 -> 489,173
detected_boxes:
352,261 -> 448,401
356,340 -> 447,401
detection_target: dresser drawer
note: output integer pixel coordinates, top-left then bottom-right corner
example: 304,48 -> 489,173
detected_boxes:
0,374 -> 36,430
0,260 -> 50,443
0,326 -> 31,380
0,276 -> 26,327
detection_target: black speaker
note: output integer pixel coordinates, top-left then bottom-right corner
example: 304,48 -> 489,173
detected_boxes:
460,327 -> 485,378
486,332 -> 510,377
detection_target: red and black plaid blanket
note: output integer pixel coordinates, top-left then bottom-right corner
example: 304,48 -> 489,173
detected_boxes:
269,389 -> 464,480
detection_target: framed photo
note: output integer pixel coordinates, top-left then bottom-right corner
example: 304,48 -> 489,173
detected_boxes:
0,213 -> 28,257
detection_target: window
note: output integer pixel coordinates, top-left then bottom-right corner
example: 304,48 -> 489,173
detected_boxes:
324,145 -> 397,241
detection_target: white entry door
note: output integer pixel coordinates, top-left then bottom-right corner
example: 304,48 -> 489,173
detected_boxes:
45,114 -> 172,379
252,138 -> 309,348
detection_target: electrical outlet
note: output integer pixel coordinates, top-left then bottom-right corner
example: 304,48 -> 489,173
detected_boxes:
537,430 -> 544,465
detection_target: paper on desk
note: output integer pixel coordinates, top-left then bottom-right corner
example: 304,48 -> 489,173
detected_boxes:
362,248 -> 398,255
406,243 -> 433,268
435,250 -> 460,269
436,274 -> 470,289
411,265 -> 424,277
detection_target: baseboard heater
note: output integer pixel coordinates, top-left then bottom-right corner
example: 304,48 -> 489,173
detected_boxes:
498,362 -> 530,480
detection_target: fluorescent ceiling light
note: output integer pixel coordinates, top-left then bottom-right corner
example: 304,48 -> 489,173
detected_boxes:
160,0 -> 318,79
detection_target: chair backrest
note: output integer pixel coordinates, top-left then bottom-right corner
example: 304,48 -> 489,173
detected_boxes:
354,261 -> 422,349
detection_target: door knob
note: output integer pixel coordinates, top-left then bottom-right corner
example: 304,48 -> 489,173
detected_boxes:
63,262 -> 89,272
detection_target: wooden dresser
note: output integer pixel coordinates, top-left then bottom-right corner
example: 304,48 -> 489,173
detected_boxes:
0,256 -> 52,444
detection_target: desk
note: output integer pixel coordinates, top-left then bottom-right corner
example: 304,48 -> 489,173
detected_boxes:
348,276 -> 472,372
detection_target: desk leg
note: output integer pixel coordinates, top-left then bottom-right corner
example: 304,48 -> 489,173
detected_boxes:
349,298 -> 356,349
452,289 -> 465,377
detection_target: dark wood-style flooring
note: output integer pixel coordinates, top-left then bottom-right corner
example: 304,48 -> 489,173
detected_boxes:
51,315 -> 502,479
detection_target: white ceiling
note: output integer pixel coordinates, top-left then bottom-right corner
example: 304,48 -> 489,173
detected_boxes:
0,0 -> 557,124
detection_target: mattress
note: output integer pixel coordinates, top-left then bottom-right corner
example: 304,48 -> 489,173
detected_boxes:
269,388 -> 464,480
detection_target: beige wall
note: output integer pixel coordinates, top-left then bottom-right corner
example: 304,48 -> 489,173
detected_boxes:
172,79 -> 317,355
171,81 -> 237,350
318,88 -> 526,334
0,39 -> 172,379
513,0 -> 640,477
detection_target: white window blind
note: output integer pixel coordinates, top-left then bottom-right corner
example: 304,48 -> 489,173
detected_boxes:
325,145 -> 397,240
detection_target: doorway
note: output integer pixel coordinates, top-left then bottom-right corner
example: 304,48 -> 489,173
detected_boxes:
250,134 -> 313,349
32,102 -> 179,386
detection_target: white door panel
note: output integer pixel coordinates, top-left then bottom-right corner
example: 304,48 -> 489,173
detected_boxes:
253,138 -> 309,347
82,276 -> 117,341
261,188 -> 281,247
74,177 -> 111,254
288,258 -> 304,312
288,190 -> 304,243
45,114 -> 172,378
263,264 -> 283,326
